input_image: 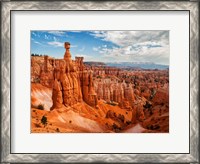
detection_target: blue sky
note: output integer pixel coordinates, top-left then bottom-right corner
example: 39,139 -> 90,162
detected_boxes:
31,30 -> 169,65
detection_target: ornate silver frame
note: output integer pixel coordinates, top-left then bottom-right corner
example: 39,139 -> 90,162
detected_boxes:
1,1 -> 199,163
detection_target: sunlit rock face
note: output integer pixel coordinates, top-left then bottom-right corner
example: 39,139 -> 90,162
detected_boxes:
93,78 -> 135,109
50,42 -> 97,109
32,42 -> 98,109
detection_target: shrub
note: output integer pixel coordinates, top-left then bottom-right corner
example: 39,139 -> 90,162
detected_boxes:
112,123 -> 118,129
38,104 -> 44,110
41,116 -> 47,127
154,125 -> 160,130
118,114 -> 125,123
143,101 -> 152,109
34,77 -> 40,83
35,123 -> 41,128
112,123 -> 121,132
126,121 -> 132,125
149,109 -> 153,115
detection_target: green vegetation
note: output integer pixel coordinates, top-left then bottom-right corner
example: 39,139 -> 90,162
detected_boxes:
147,124 -> 160,130
38,104 -> 44,110
112,123 -> 121,132
31,53 -> 44,56
34,77 -> 40,83
35,123 -> 41,128
126,120 -> 132,125
41,116 -> 47,127
96,75 -> 102,78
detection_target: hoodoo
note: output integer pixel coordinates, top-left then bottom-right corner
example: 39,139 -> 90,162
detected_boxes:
50,42 -> 98,110
64,42 -> 72,62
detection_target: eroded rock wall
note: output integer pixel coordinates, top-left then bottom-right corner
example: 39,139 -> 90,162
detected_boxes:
31,42 -> 98,110
94,78 -> 135,109
51,42 -> 97,109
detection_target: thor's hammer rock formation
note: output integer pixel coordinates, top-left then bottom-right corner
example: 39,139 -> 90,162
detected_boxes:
51,42 -> 98,110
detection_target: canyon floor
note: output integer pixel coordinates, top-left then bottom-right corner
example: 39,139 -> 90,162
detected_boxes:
31,81 -> 169,133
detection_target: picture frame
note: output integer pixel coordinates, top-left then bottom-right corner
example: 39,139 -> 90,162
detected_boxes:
1,0 -> 199,163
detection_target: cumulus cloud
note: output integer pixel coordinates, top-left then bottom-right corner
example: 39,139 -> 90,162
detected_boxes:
34,41 -> 43,45
48,31 -> 66,37
32,38 -> 45,46
47,41 -> 63,47
44,34 -> 51,40
75,54 -> 97,61
32,32 -> 37,36
32,31 -> 41,38
70,31 -> 82,33
90,31 -> 169,65
53,36 -> 58,41
93,47 -> 99,51
91,31 -> 168,46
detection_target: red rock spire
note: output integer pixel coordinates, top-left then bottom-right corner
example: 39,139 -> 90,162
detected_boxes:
64,42 -> 71,62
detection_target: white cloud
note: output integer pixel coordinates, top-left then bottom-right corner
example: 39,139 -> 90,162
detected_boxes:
53,36 -> 58,41
47,41 -> 63,47
44,34 -> 51,40
34,41 -> 43,45
93,47 -> 98,51
32,32 -> 37,36
70,31 -> 82,33
32,32 -> 41,38
32,39 -> 44,46
71,45 -> 78,48
48,31 -> 66,37
90,31 -> 168,47
75,54 -> 97,61
90,31 -> 169,64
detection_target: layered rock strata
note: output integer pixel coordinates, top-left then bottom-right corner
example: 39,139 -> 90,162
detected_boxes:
94,78 -> 135,109
50,42 -> 97,110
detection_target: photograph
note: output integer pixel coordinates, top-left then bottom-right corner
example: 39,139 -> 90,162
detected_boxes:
31,30 -> 169,133
1,0 -> 198,162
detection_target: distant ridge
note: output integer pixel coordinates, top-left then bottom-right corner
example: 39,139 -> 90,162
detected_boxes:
84,61 -> 169,70
105,62 -> 168,70
84,61 -> 106,66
